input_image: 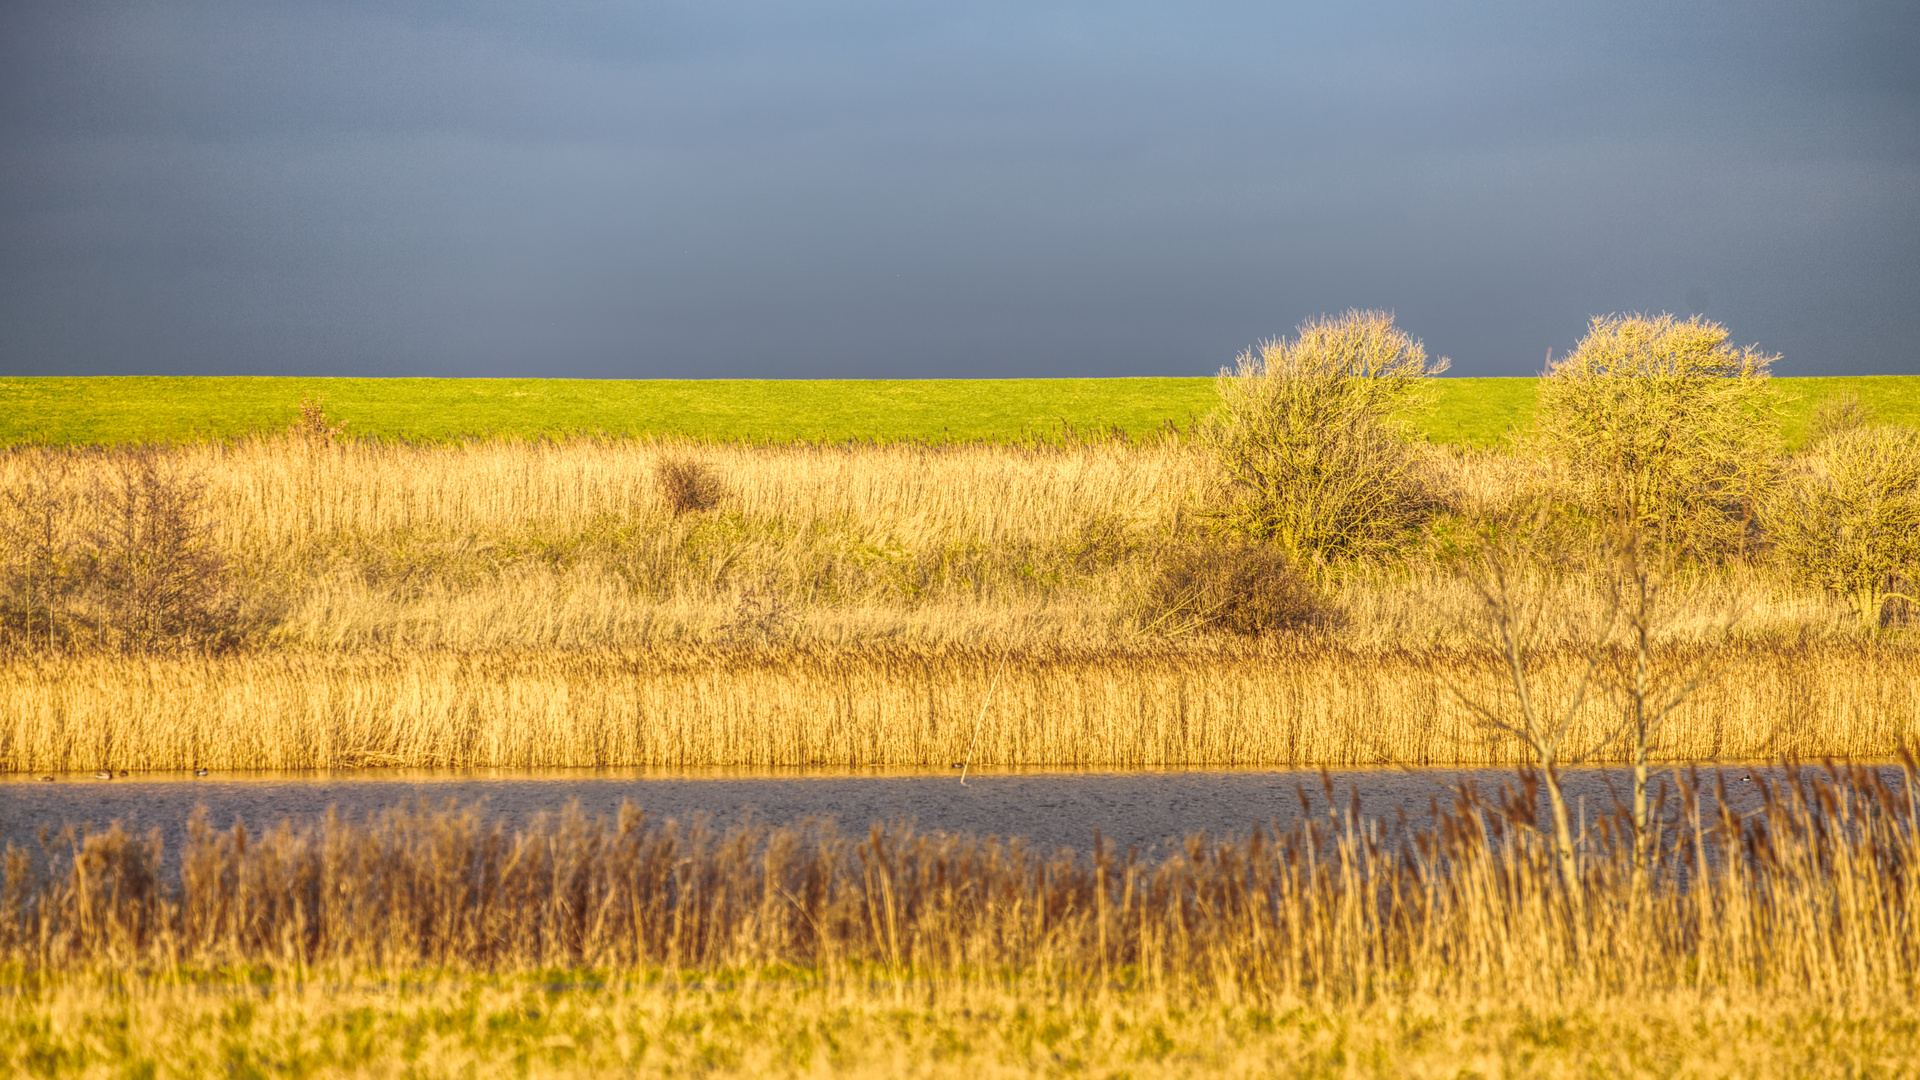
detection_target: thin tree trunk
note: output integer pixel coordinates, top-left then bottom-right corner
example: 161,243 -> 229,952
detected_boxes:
1632,618 -> 1653,876
1542,764 -> 1579,895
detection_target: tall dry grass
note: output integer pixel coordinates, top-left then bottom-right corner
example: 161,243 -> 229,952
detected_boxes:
0,437 -> 1911,771
3,642 -> 1915,772
79,436 -> 1195,571
6,761 -> 1917,1010
0,437 -> 1203,651
9,435 -> 1823,651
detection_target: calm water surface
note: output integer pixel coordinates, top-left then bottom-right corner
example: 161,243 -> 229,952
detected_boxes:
0,764 -> 1822,868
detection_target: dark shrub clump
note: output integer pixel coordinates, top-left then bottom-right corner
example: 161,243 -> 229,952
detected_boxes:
656,457 -> 727,517
1141,541 -> 1332,637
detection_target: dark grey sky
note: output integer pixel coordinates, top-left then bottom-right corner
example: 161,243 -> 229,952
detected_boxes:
3,0 -> 1916,377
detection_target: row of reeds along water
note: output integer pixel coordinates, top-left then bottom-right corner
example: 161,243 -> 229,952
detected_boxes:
3,642 -> 1916,772
6,756 -> 1916,1006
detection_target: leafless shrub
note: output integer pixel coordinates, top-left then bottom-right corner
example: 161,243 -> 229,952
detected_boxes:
1139,540 -> 1332,637
657,456 -> 726,516
1441,507 -> 1744,892
82,452 -> 238,652
1199,310 -> 1447,565
1805,390 -> 1874,446
0,454 -> 80,652
721,574 -> 793,642
289,394 -> 348,443
1598,522 -> 1741,867
1064,512 -> 1138,572
1445,524 -> 1614,892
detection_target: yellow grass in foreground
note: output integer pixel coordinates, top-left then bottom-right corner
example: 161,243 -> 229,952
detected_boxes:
4,642 -> 1916,771
6,768 -> 1914,989
5,765 -> 1917,1075
8,975 -> 1914,1078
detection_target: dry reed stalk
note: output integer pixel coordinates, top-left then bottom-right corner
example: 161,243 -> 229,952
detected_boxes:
245,559 -> 1849,654
5,763 -> 1916,1011
1,642 -> 1914,772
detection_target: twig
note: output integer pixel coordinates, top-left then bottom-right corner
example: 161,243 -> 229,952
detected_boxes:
959,646 -> 1013,786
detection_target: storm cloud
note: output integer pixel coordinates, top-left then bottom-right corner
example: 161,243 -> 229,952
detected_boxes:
2,0 -> 1915,376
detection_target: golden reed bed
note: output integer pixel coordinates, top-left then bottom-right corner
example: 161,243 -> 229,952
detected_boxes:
8,733 -> 1920,1075
2,437 -> 1914,772
4,642 -> 1915,772
13,764 -> 1920,1076
8,763 -> 1917,1000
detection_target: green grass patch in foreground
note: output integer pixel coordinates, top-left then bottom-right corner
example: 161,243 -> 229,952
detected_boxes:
5,970 -> 1915,1078
0,375 -> 1912,448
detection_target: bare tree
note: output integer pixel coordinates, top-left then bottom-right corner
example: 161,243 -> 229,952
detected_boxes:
1,453 -> 76,652
1450,531 -> 1614,893
1601,522 -> 1737,874
84,452 -> 230,652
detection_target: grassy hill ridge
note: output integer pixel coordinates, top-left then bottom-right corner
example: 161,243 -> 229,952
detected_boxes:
0,375 -> 1912,448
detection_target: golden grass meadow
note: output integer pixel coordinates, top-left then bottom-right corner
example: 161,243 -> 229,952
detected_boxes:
3,315 -> 1919,1076
0,432 -> 1914,774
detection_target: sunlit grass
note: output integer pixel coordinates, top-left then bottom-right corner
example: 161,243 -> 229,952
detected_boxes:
7,765 -> 1919,1076
0,377 -> 1223,446
7,970 -> 1914,1078
1,435 -> 1913,772
6,643 -> 1916,772
2,375 -> 1911,449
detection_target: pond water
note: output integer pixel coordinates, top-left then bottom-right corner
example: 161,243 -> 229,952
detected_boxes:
0,763 -> 1834,866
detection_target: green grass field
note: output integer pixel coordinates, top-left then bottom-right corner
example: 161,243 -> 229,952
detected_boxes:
0,375 -> 1912,448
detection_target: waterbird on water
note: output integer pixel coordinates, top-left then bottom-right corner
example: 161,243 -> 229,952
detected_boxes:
194,769 -> 209,776
93,771 -> 113,780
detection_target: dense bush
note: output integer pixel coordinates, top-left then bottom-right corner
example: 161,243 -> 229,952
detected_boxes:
1,452 -> 239,652
656,456 -> 727,516
1139,540 -> 1331,636
84,453 -> 237,651
1766,423 -> 1920,627
1199,310 -> 1446,564
1533,314 -> 1779,562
